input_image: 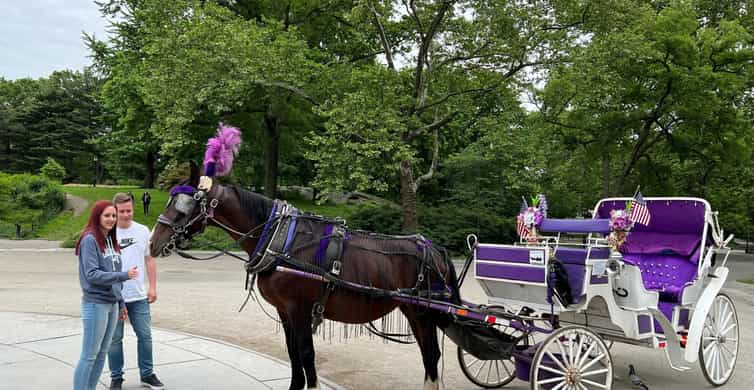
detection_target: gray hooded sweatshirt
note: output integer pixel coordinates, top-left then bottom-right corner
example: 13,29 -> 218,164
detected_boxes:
77,233 -> 129,309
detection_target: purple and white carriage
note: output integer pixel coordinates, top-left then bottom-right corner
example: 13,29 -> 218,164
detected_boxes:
458,197 -> 738,389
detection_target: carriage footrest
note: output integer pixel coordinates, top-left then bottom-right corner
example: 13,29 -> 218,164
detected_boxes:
444,321 -> 517,360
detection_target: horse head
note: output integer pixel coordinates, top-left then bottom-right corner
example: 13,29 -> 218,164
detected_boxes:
149,162 -> 212,257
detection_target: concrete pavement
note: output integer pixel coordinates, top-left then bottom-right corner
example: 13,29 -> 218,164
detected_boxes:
0,311 -> 341,390
1,238 -> 753,389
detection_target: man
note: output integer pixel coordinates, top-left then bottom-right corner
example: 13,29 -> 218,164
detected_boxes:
108,193 -> 165,390
142,191 -> 151,216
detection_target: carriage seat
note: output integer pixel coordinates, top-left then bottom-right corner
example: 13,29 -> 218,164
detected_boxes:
621,232 -> 702,303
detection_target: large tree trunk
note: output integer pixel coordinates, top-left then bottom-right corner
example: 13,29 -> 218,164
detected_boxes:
144,150 -> 156,188
399,160 -> 418,232
263,113 -> 280,198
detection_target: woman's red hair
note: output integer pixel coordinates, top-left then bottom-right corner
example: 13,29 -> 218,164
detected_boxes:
75,200 -> 121,255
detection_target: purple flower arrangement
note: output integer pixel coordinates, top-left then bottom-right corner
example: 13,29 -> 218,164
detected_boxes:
608,205 -> 634,250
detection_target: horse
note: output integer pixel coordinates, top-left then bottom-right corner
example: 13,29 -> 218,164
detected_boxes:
148,163 -> 462,390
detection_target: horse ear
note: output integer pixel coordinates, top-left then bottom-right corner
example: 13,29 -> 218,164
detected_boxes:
189,161 -> 200,188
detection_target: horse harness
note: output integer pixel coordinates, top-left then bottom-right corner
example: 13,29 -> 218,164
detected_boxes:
161,183 -> 454,333
247,201 -> 453,333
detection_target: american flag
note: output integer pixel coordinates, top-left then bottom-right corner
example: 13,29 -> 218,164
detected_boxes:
517,216 -> 529,239
517,198 -> 529,239
630,191 -> 651,226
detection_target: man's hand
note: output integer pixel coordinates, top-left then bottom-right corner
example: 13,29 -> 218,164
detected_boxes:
147,288 -> 157,304
119,308 -> 128,321
127,266 -> 138,279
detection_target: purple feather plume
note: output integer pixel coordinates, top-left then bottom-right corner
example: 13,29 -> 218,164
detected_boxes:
203,123 -> 242,177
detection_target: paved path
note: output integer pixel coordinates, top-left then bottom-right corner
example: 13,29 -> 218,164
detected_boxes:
1,239 -> 753,389
0,311 -> 341,390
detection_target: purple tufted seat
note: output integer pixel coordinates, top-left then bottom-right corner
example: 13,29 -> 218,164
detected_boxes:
622,248 -> 700,302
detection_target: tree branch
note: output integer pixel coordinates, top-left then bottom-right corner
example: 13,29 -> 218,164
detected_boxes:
367,1 -> 395,70
414,128 -> 439,190
407,110 -> 459,140
413,1 -> 453,101
251,80 -> 318,106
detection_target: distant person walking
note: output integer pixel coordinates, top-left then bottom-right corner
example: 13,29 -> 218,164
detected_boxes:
141,191 -> 151,216
108,193 -> 164,390
73,201 -> 138,390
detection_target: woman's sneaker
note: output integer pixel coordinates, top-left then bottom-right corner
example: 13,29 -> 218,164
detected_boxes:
140,373 -> 165,389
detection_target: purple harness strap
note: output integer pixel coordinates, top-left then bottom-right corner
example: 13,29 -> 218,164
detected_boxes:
315,224 -> 335,267
251,201 -> 279,259
282,209 -> 298,253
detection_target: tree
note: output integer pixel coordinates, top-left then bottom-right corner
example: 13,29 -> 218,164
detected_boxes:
538,0 -> 754,197
40,157 -> 66,182
307,0 -> 584,231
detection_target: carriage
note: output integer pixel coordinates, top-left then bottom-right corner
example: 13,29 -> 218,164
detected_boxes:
150,127 -> 738,390
455,197 -> 738,389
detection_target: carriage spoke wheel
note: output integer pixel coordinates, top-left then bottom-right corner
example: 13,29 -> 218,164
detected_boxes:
456,321 -> 530,389
530,326 -> 612,390
458,346 -> 516,388
699,293 -> 739,386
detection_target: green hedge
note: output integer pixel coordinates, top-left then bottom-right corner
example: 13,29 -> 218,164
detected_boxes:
0,173 -> 65,238
346,202 -> 515,256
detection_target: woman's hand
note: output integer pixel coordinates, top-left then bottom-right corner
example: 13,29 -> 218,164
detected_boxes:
127,266 -> 138,279
119,308 -> 128,321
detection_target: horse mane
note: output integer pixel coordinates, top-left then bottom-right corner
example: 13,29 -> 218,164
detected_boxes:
231,185 -> 274,226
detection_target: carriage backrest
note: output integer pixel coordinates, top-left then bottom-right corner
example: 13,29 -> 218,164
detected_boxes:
595,198 -> 709,260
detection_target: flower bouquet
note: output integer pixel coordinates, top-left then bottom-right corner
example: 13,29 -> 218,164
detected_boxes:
607,203 -> 634,250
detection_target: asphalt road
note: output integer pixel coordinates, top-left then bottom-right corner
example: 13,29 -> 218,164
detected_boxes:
1,240 -> 752,389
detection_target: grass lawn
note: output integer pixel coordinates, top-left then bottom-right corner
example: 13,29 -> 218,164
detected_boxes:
738,279 -> 754,285
36,185 -> 357,249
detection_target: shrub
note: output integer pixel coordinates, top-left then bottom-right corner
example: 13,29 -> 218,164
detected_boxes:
156,161 -> 191,190
347,203 -> 403,234
419,205 -> 515,256
40,157 -> 67,182
346,201 -> 516,256
0,173 -> 65,238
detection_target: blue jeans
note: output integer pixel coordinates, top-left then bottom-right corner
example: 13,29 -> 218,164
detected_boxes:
73,301 -> 119,390
108,299 -> 154,380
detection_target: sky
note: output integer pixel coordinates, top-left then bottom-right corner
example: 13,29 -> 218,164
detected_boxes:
0,0 -> 109,80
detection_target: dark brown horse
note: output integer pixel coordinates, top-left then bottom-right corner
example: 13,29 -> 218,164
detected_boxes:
148,165 -> 461,390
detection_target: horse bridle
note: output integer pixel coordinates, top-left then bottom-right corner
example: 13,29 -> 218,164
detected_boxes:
156,189 -> 219,256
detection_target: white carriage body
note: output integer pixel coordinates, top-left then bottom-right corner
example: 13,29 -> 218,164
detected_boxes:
474,197 -> 733,372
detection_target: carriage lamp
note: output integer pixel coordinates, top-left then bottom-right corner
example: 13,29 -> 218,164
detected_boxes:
606,258 -> 622,277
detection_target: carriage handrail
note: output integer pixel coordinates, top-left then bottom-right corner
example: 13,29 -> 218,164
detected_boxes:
538,218 -> 611,234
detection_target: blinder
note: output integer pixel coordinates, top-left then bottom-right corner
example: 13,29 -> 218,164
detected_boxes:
157,188 -> 218,256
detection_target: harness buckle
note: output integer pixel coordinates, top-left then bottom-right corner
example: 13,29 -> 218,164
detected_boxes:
209,198 -> 219,208
331,260 -> 342,276
193,191 -> 204,201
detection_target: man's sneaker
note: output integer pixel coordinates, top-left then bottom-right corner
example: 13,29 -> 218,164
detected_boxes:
141,373 -> 165,390
109,378 -> 124,390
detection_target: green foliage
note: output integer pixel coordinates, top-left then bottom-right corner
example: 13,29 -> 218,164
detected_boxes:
0,173 -> 65,237
155,161 -> 191,190
347,203 -> 403,235
40,157 -> 66,182
420,205 -> 515,256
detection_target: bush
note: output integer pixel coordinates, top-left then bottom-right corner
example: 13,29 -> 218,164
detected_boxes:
40,157 -> 67,182
419,205 -> 516,256
346,202 -> 516,256
347,203 -> 403,234
156,161 -> 191,190
0,173 -> 66,238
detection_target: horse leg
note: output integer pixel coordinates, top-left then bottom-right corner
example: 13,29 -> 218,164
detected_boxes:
401,308 -> 441,390
293,308 -> 319,389
279,310 -> 306,390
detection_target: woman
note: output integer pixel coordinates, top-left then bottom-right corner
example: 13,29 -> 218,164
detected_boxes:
73,200 -> 138,390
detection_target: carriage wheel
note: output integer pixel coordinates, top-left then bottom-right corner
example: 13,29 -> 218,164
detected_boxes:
530,326 -> 613,390
699,293 -> 739,386
457,346 -> 516,388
